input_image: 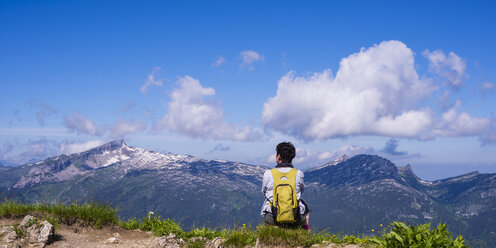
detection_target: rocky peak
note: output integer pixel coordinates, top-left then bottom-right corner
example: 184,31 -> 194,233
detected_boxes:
397,164 -> 426,190
397,164 -> 416,178
305,154 -> 402,187
84,139 -> 127,155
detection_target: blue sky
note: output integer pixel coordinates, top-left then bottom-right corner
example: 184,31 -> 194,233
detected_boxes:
1,0 -> 495,180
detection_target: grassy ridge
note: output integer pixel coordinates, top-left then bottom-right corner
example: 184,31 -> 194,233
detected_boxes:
0,201 -> 467,247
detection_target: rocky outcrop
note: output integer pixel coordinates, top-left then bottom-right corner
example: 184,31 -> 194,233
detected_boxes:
0,215 -> 54,248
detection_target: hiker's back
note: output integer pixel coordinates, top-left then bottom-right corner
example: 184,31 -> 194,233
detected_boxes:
261,142 -> 310,230
271,167 -> 299,224
261,166 -> 306,225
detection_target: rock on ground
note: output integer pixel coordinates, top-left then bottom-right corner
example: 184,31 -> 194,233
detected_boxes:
205,237 -> 225,248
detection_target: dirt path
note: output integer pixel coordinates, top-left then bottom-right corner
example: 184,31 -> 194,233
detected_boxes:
1,218 -> 166,248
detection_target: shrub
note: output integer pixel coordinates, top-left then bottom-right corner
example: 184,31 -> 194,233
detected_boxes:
370,221 -> 466,248
120,212 -> 183,237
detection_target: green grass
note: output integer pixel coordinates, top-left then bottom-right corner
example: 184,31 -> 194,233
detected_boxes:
0,201 -> 118,228
0,201 -> 467,248
223,226 -> 257,247
120,211 -> 183,236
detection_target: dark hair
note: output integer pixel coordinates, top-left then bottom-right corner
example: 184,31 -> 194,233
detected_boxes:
276,142 -> 296,163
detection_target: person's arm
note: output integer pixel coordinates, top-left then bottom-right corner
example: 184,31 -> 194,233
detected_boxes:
262,170 -> 270,196
296,170 -> 304,197
300,171 -> 304,194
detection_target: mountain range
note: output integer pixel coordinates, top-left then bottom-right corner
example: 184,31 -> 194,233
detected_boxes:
0,140 -> 495,247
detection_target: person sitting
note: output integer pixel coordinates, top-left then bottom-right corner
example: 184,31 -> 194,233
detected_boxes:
261,142 -> 310,230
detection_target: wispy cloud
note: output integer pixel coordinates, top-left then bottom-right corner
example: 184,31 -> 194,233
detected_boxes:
0,127 -> 70,137
37,111 -> 46,126
154,75 -> 263,141
29,101 -> 57,126
1,138 -> 109,165
3,138 -> 60,165
64,112 -> 106,136
140,67 -> 163,94
120,102 -> 135,112
211,56 -> 226,68
59,140 -> 105,154
432,100 -> 491,137
482,82 -> 495,93
111,118 -> 147,139
206,143 -> 231,155
0,141 -> 15,161
423,49 -> 466,87
240,50 -> 264,70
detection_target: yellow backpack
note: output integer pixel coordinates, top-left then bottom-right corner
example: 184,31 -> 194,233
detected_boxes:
270,168 -> 299,224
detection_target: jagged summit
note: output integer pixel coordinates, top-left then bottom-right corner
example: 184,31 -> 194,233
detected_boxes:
397,164 -> 418,179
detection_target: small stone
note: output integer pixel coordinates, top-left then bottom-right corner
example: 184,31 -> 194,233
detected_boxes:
163,233 -> 185,248
25,220 -> 54,246
205,237 -> 225,248
38,221 -> 54,244
113,232 -> 120,237
27,243 -> 45,248
20,215 -> 35,230
104,237 -> 122,244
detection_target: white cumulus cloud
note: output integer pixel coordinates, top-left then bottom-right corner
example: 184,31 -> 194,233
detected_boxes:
263,40 -> 434,140
140,67 -> 163,94
423,49 -> 466,87
111,119 -> 147,138
155,75 -> 263,141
